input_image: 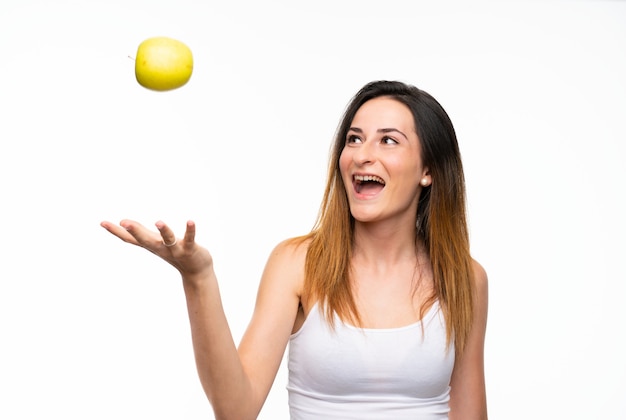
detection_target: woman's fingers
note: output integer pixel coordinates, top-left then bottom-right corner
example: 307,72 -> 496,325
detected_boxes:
100,220 -> 141,246
155,220 -> 178,248
119,219 -> 162,249
102,219 -> 169,251
183,220 -> 196,249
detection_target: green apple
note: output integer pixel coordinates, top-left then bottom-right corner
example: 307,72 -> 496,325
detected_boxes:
135,36 -> 193,91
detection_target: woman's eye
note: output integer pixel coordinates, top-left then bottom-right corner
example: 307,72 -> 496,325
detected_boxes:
347,135 -> 362,144
382,136 -> 398,145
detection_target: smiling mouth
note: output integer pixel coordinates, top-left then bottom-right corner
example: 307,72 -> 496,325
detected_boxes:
353,174 -> 386,195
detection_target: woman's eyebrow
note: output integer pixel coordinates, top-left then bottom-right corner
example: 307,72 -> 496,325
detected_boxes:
379,128 -> 408,140
348,127 -> 408,140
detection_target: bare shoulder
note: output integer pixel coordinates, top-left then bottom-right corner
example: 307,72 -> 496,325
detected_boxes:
470,259 -> 488,330
260,236 -> 311,299
266,237 -> 310,274
240,235 -> 311,344
471,259 -> 488,299
269,236 -> 310,263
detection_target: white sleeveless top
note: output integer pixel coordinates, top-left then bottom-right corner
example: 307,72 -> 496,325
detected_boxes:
287,301 -> 454,419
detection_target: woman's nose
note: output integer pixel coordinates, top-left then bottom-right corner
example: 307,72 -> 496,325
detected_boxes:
353,141 -> 375,165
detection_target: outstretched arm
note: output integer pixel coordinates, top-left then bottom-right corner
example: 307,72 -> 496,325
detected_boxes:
100,220 -> 302,419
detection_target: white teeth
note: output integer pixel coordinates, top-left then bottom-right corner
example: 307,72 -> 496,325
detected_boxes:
354,174 -> 385,185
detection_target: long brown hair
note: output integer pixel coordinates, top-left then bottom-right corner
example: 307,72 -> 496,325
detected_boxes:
296,80 -> 475,356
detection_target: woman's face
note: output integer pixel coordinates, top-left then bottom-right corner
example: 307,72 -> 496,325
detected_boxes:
339,97 -> 431,225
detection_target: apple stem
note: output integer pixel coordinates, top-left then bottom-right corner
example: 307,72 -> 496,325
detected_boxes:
128,55 -> 135,61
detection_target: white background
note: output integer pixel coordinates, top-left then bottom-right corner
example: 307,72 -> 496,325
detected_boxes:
1,1 -> 625,419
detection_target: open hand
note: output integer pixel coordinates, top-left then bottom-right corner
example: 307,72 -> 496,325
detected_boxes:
100,219 -> 214,281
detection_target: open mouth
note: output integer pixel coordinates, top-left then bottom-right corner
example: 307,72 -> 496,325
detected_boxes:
354,174 -> 386,195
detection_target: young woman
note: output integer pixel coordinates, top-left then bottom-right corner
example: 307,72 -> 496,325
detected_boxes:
101,80 -> 488,419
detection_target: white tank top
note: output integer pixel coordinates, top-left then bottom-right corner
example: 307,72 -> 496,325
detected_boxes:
287,301 -> 454,419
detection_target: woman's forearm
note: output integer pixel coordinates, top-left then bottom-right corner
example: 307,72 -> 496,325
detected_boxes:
182,272 -> 257,419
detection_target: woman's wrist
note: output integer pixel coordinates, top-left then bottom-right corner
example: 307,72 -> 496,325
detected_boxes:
180,266 -> 217,291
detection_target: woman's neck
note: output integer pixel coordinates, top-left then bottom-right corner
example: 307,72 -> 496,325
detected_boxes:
352,219 -> 422,267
